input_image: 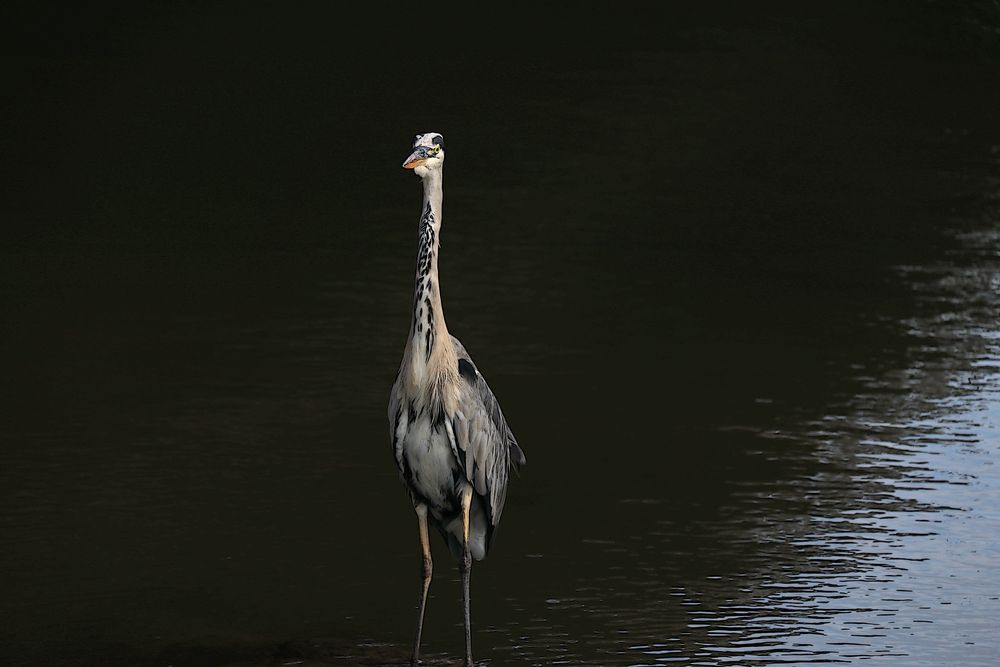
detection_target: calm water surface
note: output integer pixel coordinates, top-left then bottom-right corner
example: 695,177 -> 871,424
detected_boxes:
3,6 -> 1000,666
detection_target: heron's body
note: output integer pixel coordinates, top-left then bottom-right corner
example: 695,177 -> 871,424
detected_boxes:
387,132 -> 524,666
392,335 -> 492,560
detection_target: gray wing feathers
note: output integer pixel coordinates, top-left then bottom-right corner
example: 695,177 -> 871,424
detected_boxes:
450,335 -> 525,529
454,397 -> 510,525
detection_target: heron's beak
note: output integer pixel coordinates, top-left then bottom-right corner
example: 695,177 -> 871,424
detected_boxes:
402,148 -> 428,169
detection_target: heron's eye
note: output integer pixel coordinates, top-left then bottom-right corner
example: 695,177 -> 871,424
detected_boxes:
428,146 -> 440,156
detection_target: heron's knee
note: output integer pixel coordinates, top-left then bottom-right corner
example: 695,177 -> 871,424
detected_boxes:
421,554 -> 433,580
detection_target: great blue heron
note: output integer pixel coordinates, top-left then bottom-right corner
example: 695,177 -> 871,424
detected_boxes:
388,132 -> 526,666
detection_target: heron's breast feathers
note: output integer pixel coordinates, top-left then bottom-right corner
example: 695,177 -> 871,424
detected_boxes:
402,335 -> 460,415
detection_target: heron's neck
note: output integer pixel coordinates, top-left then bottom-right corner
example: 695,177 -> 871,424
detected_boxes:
410,170 -> 449,362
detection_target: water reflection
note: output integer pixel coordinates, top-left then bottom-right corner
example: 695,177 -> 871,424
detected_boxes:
487,219 -> 1000,666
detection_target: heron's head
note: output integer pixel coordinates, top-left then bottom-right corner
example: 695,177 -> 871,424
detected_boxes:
403,132 -> 445,177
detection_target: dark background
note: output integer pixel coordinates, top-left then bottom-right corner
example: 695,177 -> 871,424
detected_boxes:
3,2 -> 1000,665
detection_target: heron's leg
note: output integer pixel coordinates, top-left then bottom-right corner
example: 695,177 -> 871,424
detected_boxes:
412,503 -> 432,666
460,485 -> 474,667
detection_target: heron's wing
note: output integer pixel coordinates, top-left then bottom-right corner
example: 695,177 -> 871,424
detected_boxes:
388,372 -> 405,472
449,336 -> 525,531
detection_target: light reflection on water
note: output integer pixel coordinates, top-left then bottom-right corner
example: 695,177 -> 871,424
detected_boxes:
500,224 -> 1000,666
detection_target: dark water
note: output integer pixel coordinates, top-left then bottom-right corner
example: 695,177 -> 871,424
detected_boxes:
4,4 -> 1000,666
